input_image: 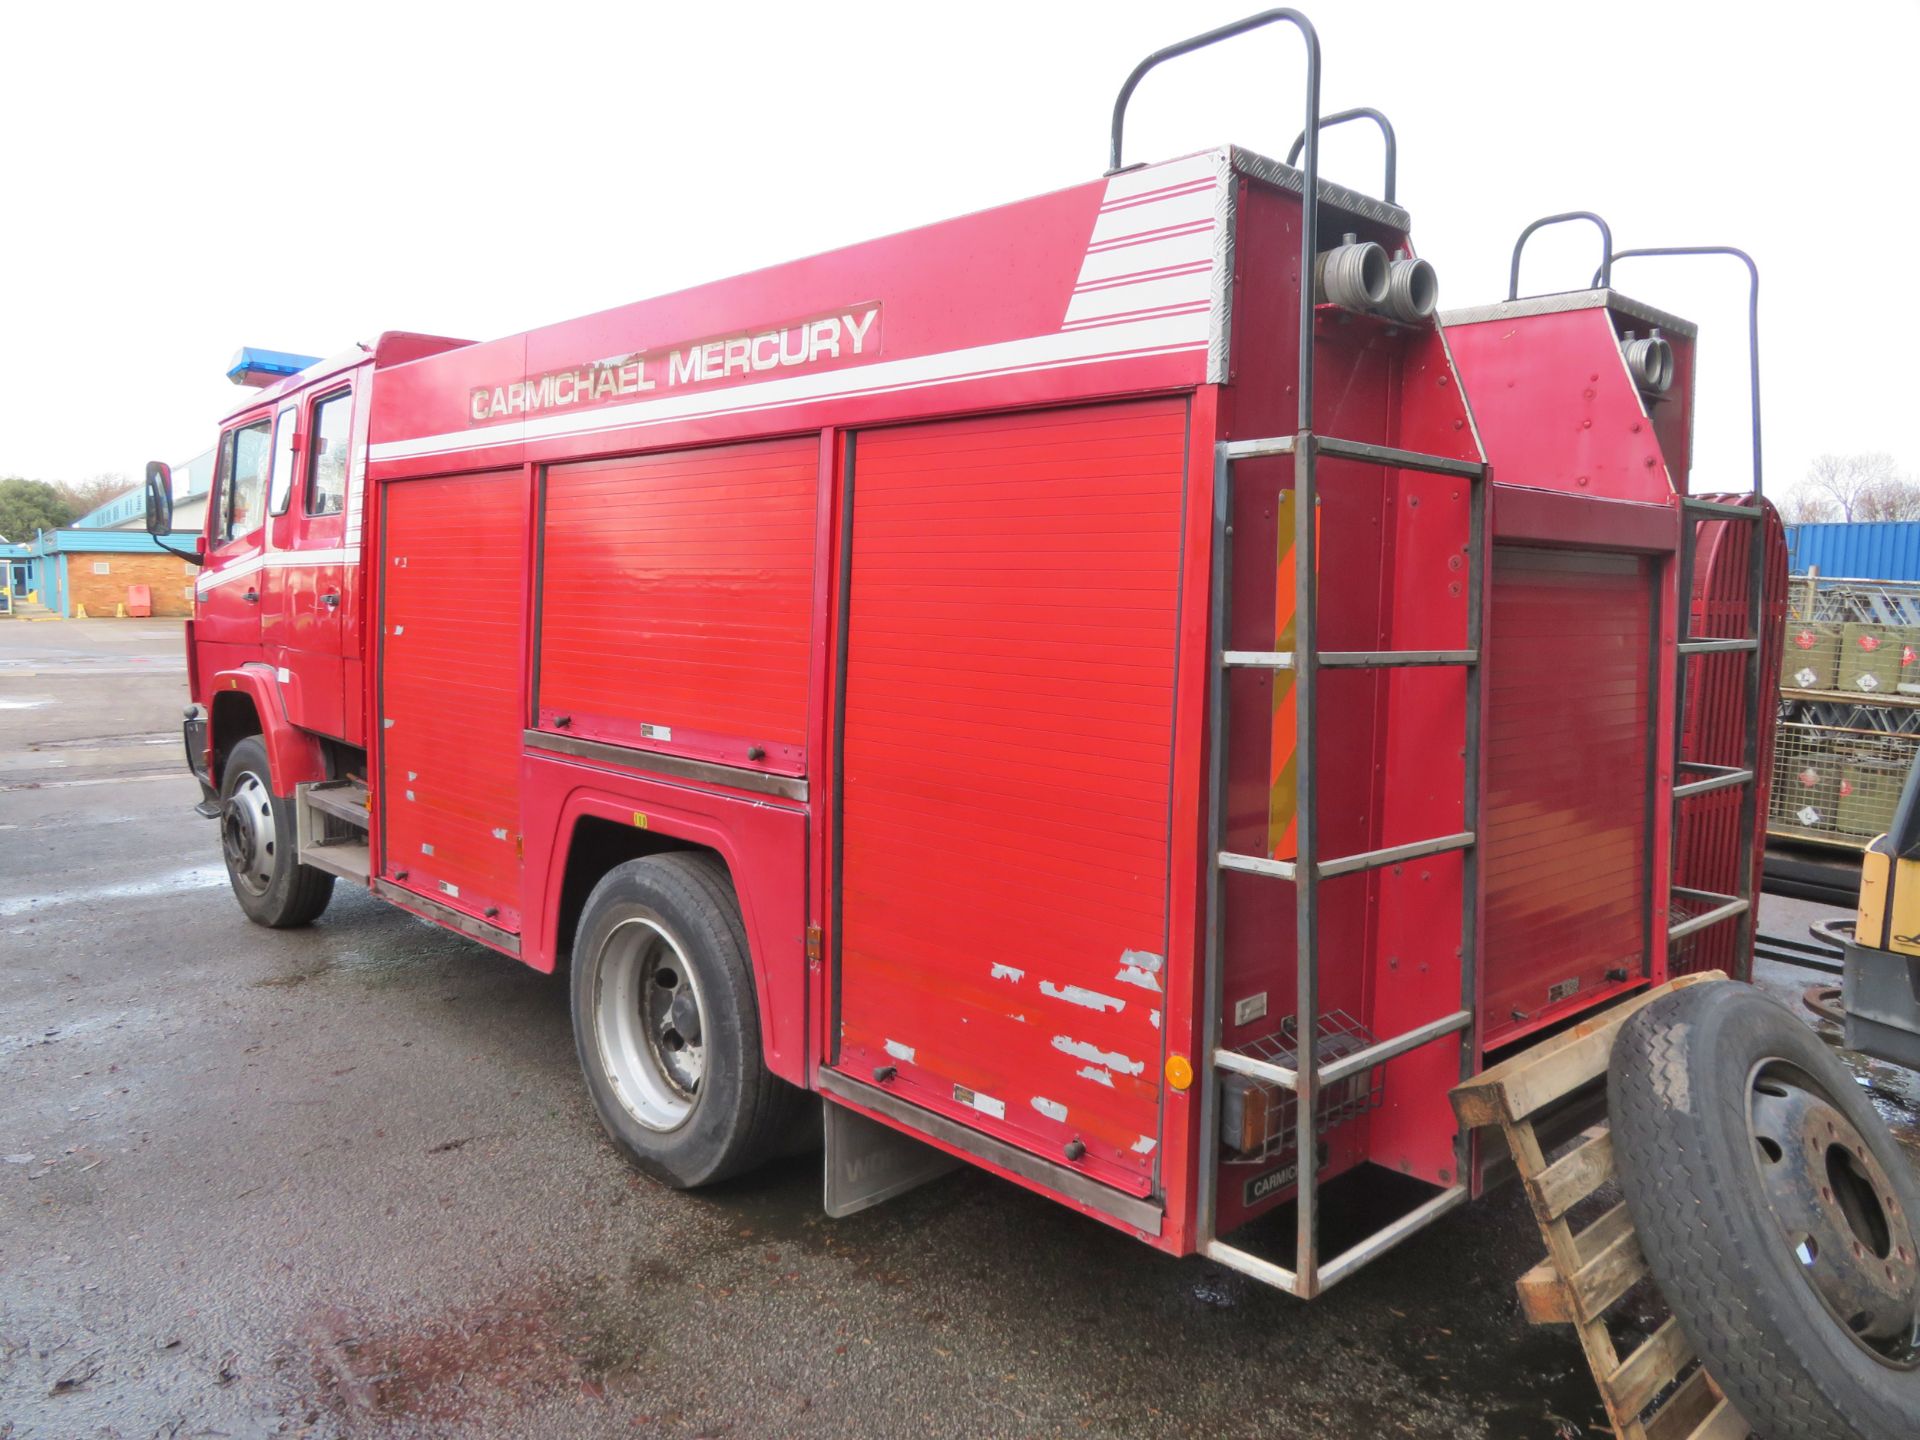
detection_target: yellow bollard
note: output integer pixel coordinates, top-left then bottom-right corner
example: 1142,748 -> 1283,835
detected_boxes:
116,602 -> 126,618
75,603 -> 89,619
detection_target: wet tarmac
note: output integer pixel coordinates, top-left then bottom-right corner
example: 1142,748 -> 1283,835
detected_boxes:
3,619 -> 1916,1439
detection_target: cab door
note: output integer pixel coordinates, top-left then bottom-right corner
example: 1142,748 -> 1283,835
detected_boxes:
264,382 -> 353,737
194,413 -> 274,662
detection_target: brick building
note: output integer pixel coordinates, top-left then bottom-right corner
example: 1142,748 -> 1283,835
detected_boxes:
4,529 -> 198,617
5,450 -> 210,618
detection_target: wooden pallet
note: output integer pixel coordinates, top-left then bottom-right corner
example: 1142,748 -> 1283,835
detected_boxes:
1452,974 -> 1750,1440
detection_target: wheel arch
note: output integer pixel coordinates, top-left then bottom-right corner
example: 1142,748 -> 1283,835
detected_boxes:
208,665 -> 328,793
553,814 -> 700,971
531,780 -> 809,1088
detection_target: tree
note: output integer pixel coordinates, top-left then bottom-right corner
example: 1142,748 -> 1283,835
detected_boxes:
1778,487 -> 1838,524
54,472 -> 130,519
0,477 -> 73,541
1791,452 -> 1920,523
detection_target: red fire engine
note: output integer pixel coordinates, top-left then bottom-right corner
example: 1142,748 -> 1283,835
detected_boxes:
144,15 -> 1920,1434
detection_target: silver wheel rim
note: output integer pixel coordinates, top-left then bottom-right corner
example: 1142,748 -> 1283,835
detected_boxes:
1748,1058 -> 1920,1366
592,915 -> 706,1132
222,771 -> 277,897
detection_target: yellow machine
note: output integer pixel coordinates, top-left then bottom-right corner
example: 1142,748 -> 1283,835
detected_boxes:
1847,752 -> 1920,1066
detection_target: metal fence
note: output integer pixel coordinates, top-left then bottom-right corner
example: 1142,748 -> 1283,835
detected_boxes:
1786,574 -> 1920,626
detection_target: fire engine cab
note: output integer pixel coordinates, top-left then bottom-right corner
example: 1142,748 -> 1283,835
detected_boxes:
146,15 -> 1920,1436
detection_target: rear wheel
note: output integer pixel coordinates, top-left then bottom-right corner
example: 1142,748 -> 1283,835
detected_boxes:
570,853 -> 801,1188
218,736 -> 334,929
1610,982 -> 1920,1440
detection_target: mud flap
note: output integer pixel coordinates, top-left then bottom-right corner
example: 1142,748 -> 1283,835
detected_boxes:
823,1101 -> 959,1219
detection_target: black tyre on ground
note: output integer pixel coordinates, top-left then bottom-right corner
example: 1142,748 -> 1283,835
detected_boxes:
1609,981 -> 1920,1440
218,736 -> 334,929
570,853 -> 804,1188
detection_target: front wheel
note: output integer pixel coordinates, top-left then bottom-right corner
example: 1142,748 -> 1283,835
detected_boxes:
218,736 -> 334,929
570,853 -> 801,1188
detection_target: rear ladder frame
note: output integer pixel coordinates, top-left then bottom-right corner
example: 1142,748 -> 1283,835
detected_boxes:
1159,11 -> 1489,1292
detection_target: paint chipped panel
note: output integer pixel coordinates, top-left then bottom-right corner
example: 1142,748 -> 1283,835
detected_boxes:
833,399 -> 1186,1190
1051,1035 -> 1145,1076
1038,981 -> 1126,1014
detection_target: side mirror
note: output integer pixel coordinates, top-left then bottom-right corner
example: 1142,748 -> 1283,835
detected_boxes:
144,461 -> 203,566
144,461 -> 174,536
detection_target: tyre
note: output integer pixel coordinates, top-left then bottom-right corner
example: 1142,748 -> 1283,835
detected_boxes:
1610,981 -> 1920,1440
218,736 -> 334,929
570,853 -> 802,1188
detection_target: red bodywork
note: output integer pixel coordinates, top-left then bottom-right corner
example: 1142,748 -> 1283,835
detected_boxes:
181,147 -> 1775,1264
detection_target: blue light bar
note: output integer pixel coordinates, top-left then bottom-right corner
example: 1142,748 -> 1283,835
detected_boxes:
227,346 -> 322,388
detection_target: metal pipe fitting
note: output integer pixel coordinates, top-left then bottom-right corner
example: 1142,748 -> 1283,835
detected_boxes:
1381,256 -> 1438,323
1621,328 -> 1674,394
1315,234 -> 1389,312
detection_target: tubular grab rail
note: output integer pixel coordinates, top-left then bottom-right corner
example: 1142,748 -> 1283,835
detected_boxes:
1507,210 -> 1614,300
1106,7 -> 1321,430
1285,105 -> 1397,203
1598,246 -> 1762,499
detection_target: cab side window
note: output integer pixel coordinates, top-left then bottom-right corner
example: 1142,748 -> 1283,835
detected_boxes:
267,405 -> 298,515
216,418 -> 273,543
307,390 -> 351,516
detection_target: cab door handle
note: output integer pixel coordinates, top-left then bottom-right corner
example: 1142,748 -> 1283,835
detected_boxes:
242,588 -> 259,604
322,592 -> 340,608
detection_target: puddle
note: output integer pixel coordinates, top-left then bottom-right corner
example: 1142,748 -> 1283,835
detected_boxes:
0,1007 -> 157,1058
31,730 -> 174,751
1383,1302 -> 1614,1440
306,1295 -> 582,1426
304,1278 -> 672,1428
0,864 -> 227,918
0,769 -> 187,792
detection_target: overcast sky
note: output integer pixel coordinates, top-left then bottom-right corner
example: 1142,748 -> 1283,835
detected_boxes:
2,0 -> 1914,501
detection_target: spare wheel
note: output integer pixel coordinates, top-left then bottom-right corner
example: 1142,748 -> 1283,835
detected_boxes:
1609,981 -> 1920,1440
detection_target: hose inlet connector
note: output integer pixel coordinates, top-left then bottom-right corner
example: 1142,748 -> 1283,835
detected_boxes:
1382,255 -> 1438,323
1621,328 -> 1674,394
1315,233 -> 1389,312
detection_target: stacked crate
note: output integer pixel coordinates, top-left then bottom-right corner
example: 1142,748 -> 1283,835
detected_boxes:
1770,578 -> 1920,848
1779,620 -> 1840,691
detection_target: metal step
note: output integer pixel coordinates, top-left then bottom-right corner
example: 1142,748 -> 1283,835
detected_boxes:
1216,1008 -> 1472,1090
294,780 -> 372,885
1224,648 -> 1478,670
1220,829 -> 1475,884
1221,432 -> 1489,481
302,841 -> 370,882
1673,762 -> 1753,799
304,779 -> 370,829
1668,886 -> 1748,942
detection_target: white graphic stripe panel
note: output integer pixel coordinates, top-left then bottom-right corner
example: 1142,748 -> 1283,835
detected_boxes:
369,311 -> 1209,464
1098,152 -> 1219,203
1067,154 -> 1221,333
